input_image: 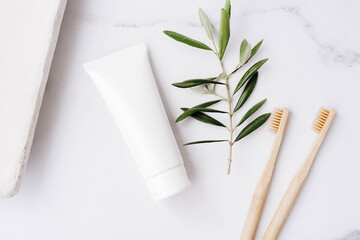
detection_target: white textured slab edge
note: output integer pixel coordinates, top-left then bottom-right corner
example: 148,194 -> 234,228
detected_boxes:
0,0 -> 67,197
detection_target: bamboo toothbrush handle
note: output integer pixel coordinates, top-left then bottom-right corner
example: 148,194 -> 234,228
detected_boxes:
240,137 -> 282,240
241,108 -> 289,240
262,109 -> 335,240
261,162 -> 309,240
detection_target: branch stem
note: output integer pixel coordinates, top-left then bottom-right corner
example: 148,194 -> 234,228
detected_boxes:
210,39 -> 234,174
217,54 -> 234,174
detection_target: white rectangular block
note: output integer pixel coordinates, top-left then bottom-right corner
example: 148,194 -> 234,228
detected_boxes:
0,0 -> 67,197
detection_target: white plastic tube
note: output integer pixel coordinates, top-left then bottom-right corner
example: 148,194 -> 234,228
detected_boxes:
83,43 -> 191,201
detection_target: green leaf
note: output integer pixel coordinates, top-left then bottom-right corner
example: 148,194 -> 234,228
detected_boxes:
163,30 -> 212,50
237,99 -> 267,126
193,100 -> 221,108
176,100 -> 221,122
233,72 -> 258,112
235,113 -> 271,142
250,40 -> 263,59
172,78 -> 224,88
224,0 -> 231,16
239,39 -> 252,66
218,9 -> 230,60
216,72 -> 227,81
191,86 -> 212,94
184,140 -> 227,146
190,108 -> 227,114
231,64 -> 241,75
233,59 -> 268,94
229,40 -> 263,75
213,72 -> 227,91
181,108 -> 226,127
198,8 -> 214,40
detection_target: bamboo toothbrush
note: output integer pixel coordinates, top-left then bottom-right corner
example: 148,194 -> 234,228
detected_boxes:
262,107 -> 336,240
240,108 -> 290,240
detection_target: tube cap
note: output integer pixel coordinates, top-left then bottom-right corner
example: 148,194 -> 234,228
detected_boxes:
145,165 -> 191,201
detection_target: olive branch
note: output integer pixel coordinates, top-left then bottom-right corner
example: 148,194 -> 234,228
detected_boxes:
164,0 -> 270,174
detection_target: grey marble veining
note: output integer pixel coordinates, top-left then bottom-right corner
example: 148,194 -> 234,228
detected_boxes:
243,5 -> 360,67
340,231 -> 360,240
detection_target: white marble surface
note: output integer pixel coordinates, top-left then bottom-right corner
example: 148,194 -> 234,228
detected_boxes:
1,0 -> 360,239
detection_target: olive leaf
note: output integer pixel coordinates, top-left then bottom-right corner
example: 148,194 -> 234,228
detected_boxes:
177,107 -> 225,122
231,65 -> 241,75
219,8 -> 230,59
231,40 -> 265,75
184,140 -> 227,146
216,72 -> 227,81
213,72 -> 227,91
237,99 -> 267,126
250,39 -> 263,59
239,39 -> 252,66
164,31 -> 212,50
235,113 -> 271,142
176,100 -> 221,122
172,78 -> 224,88
224,0 -> 231,16
198,8 -> 214,40
181,108 -> 226,127
231,40 -> 252,74
233,59 -> 268,94
190,108 -> 227,114
191,86 -> 212,94
233,72 -> 258,112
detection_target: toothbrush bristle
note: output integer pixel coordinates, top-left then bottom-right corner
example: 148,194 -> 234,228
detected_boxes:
313,108 -> 330,133
270,108 -> 284,134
